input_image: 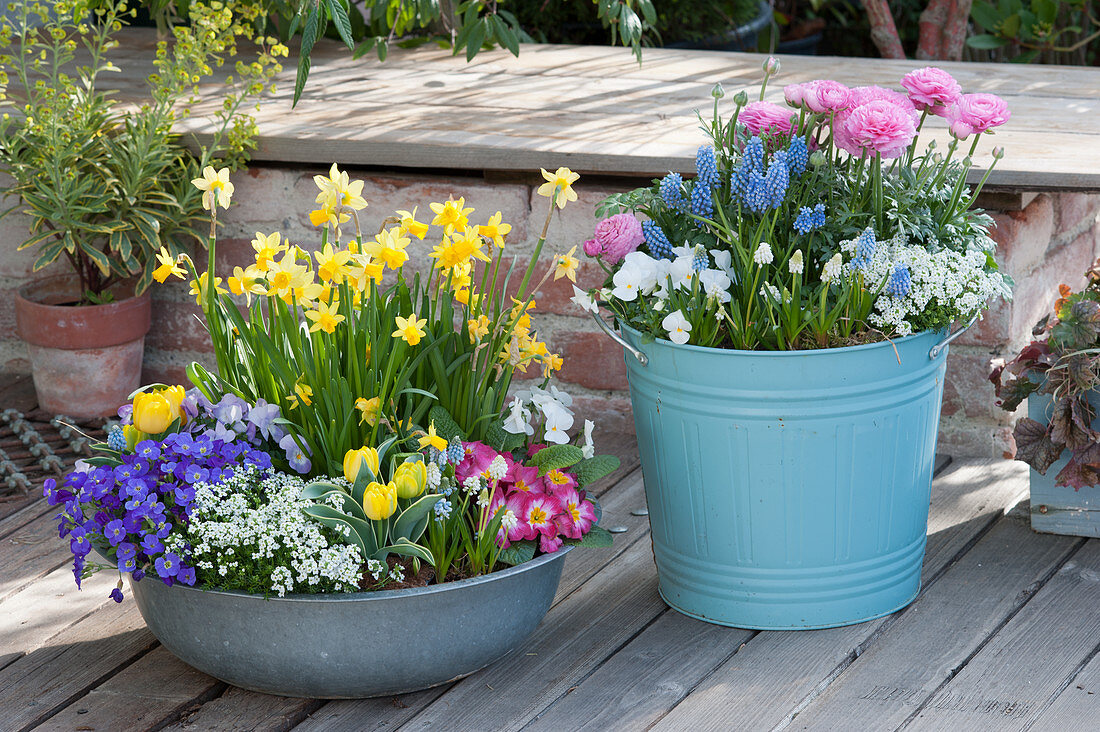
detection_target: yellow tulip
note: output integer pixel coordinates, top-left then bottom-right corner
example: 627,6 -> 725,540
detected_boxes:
161,386 -> 186,421
362,481 -> 398,520
343,447 -> 380,483
393,461 -> 427,499
132,391 -> 174,434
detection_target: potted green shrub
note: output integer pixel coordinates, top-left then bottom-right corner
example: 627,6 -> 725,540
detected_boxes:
992,262 -> 1100,537
0,0 -> 279,416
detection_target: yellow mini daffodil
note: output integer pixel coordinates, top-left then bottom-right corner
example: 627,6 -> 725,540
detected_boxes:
304,300 -> 345,334
287,380 -> 313,409
266,251 -> 309,299
393,314 -> 428,346
343,446 -> 380,483
361,228 -> 410,270
396,208 -> 430,239
510,298 -> 536,330
478,211 -> 512,248
554,245 -> 580,282
538,167 -> 580,209
348,254 -> 385,292
429,197 -> 474,234
251,231 -> 284,271
468,314 -> 490,343
449,261 -> 473,291
314,163 -> 368,211
542,352 -> 564,376
191,166 -> 234,211
429,229 -> 491,270
314,242 -> 353,283
354,396 -> 381,426
393,461 -> 427,499
362,481 -> 398,520
417,421 -> 448,452
152,247 -> 186,283
188,271 -> 227,306
289,280 -> 325,308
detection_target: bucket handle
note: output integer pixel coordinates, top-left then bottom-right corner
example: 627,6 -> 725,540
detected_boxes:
929,314 -> 978,361
590,309 -> 648,366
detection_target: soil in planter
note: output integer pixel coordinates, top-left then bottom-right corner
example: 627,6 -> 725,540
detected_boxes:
359,556 -> 479,591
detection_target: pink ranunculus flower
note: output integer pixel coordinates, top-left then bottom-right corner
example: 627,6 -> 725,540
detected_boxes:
848,85 -> 920,123
582,238 -> 601,257
591,213 -> 644,265
840,100 -> 918,159
553,486 -> 598,540
802,80 -> 853,115
947,93 -> 1011,139
783,82 -> 808,108
900,67 -> 961,118
739,101 -> 796,137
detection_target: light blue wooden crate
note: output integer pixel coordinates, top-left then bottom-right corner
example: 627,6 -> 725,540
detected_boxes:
1028,392 -> 1100,538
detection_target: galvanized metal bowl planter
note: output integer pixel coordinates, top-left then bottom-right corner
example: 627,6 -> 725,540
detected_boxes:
599,318 -> 962,630
127,547 -> 570,698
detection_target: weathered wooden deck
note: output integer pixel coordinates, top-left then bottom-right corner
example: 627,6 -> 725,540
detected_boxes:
1,371 -> 1099,731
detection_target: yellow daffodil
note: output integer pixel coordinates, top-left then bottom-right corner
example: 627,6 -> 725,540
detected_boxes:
227,265 -> 267,304
287,380 -> 313,409
393,314 -> 428,346
538,167 -> 580,209
309,204 -> 351,229
361,228 -> 410,270
468,314 -> 490,343
354,396 -> 381,426
191,166 -> 234,211
344,446 -> 380,483
396,208 -> 430,239
314,163 -> 368,211
478,211 -> 512,248
449,261 -> 473,291
393,461 -> 427,499
266,251 -> 309,298
511,298 -> 536,330
251,232 -> 285,271
362,481 -> 398,520
152,247 -> 186,283
347,255 -> 385,293
313,242 -> 353,283
554,245 -> 580,282
542,352 -> 564,376
429,197 -> 474,234
417,421 -> 449,452
304,300 -> 345,334
188,271 -> 227,306
429,229 -> 491,270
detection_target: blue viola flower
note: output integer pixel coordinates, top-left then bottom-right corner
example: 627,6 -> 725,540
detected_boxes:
115,541 -> 137,563
141,533 -> 164,555
69,527 -> 91,556
177,565 -> 197,586
183,464 -> 210,484
134,440 -> 160,460
109,587 -> 124,603
155,552 -> 181,579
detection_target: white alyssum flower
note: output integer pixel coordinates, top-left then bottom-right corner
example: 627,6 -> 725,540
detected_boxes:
753,241 -> 774,265
662,309 -> 692,345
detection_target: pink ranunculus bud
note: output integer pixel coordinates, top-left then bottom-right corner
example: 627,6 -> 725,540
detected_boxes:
739,101 -> 796,137
840,100 -> 918,159
763,56 -> 781,75
582,238 -> 602,258
592,213 -> 645,265
900,67 -> 962,118
803,80 -> 853,115
783,83 -> 807,109
947,93 -> 1011,139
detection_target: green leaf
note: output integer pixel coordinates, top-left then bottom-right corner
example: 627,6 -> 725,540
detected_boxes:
484,421 -> 525,453
466,18 -> 487,62
427,406 -> 466,443
376,538 -> 435,565
1001,12 -> 1021,38
970,0 -> 1002,31
303,504 -> 380,558
325,0 -> 355,48
574,455 -> 620,487
497,539 -> 536,566
529,444 -> 584,475
577,525 -> 614,548
966,33 -> 1011,49
300,480 -> 345,501
392,493 -> 442,542
82,455 -> 123,468
294,4 -> 322,107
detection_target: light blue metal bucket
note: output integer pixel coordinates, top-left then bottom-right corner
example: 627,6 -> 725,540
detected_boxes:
598,317 -> 962,630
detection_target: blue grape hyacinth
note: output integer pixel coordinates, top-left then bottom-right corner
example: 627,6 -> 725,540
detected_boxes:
642,220 -> 674,260
886,263 -> 912,298
659,173 -> 688,213
787,136 -> 808,177
793,203 -> 826,234
849,228 -> 877,272
107,426 -> 127,452
689,181 -> 714,221
695,146 -> 720,188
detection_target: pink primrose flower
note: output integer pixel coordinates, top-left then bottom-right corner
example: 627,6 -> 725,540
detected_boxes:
591,213 -> 645,265
739,101 -> 796,137
504,463 -> 544,494
454,440 -> 498,484
517,492 -> 562,541
540,533 -> 564,553
491,490 -> 529,548
553,486 -> 598,540
900,67 -> 961,117
542,468 -> 578,494
947,93 -> 1011,139
839,100 -> 918,159
802,80 -> 853,115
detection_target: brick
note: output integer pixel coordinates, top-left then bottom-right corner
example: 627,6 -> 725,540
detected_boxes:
1053,192 -> 1100,241
935,417 -> 998,459
147,298 -> 214,354
940,347 -> 1003,421
571,395 -> 635,438
526,184 -> 630,254
555,330 -> 629,392
219,167 -> 303,238
990,193 -> 1054,278
0,286 -> 18,340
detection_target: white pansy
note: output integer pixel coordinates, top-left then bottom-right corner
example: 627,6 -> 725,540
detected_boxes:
698,269 -> 732,303
611,266 -> 642,301
502,396 -> 533,435
570,285 -> 598,314
582,419 -> 595,459
543,401 -> 575,444
662,309 -> 692,345
668,256 -> 696,290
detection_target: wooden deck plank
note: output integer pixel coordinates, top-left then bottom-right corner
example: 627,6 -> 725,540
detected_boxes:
649,457 -> 1029,732
99,29 -> 1100,191
769,516 -> 1078,731
0,508 -> 77,603
162,688 -> 321,732
1028,645 -> 1100,731
0,601 -> 156,731
905,540 -> 1100,731
32,647 -> 224,732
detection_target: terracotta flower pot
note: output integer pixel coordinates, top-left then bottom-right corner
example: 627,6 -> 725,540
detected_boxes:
14,276 -> 151,418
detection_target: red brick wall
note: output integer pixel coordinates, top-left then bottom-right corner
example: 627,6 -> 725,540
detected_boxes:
3,167 -> 1099,456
